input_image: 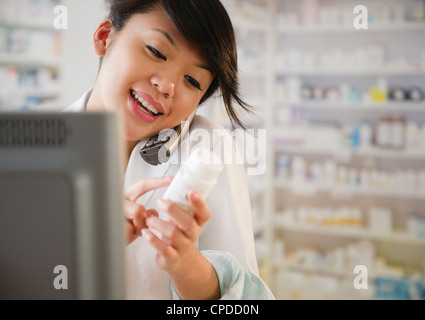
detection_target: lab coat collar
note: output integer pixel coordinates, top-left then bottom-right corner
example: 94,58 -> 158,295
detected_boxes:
63,88 -> 93,112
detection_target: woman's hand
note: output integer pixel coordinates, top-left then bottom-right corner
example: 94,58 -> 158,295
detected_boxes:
142,191 -> 220,300
142,191 -> 211,271
124,176 -> 173,245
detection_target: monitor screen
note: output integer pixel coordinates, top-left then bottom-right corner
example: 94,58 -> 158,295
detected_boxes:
0,111 -> 126,300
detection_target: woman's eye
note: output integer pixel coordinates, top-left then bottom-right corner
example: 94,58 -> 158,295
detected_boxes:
146,45 -> 166,61
185,75 -> 202,91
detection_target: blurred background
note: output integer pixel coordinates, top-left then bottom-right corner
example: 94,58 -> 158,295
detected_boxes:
1,0 -> 424,300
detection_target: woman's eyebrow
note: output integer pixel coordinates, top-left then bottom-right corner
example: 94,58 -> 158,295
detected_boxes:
152,28 -> 175,47
196,63 -> 213,74
152,28 -> 213,74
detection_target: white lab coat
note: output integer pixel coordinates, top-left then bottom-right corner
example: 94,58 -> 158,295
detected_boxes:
65,89 -> 274,300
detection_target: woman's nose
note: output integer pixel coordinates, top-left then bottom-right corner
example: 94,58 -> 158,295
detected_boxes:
151,74 -> 175,98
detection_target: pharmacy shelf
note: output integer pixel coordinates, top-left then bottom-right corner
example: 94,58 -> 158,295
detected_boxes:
278,21 -> 425,35
262,0 -> 425,298
275,262 -> 425,284
21,89 -> 61,99
0,1 -> 63,111
0,54 -> 60,68
277,101 -> 425,112
276,262 -> 349,278
274,144 -> 425,161
276,68 -> 425,77
0,19 -> 55,31
275,181 -> 425,201
278,222 -> 425,246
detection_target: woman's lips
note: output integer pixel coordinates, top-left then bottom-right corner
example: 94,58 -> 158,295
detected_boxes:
128,91 -> 163,123
132,89 -> 165,114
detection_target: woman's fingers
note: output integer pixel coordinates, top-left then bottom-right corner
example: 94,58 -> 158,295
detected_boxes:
125,176 -> 173,202
157,199 -> 196,238
124,200 -> 160,245
154,191 -> 211,241
125,200 -> 147,235
146,209 -> 159,218
126,220 -> 137,244
146,216 -> 189,249
123,176 -> 172,245
142,191 -> 213,273
142,228 -> 178,264
188,191 -> 212,227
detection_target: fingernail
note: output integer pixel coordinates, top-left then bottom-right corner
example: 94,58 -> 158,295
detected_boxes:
191,192 -> 200,202
142,229 -> 151,240
157,199 -> 167,210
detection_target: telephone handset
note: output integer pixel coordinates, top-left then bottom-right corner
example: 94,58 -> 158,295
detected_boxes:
139,110 -> 196,166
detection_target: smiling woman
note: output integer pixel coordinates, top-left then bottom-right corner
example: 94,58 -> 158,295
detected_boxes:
105,0 -> 250,126
63,0 -> 274,300
87,7 -> 217,144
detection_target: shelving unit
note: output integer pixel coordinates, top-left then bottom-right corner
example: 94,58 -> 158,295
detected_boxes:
278,222 -> 425,246
278,21 -> 425,34
0,0 -> 63,111
221,0 -> 425,300
271,0 -> 425,300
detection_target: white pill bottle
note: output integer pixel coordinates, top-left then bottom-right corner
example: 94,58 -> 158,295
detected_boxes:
162,148 -> 224,215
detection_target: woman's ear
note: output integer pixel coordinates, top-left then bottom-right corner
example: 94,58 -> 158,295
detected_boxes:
93,20 -> 114,56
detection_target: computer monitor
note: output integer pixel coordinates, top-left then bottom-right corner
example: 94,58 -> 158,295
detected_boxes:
0,111 -> 126,300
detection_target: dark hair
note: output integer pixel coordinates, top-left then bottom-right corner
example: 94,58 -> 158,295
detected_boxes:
104,0 -> 252,129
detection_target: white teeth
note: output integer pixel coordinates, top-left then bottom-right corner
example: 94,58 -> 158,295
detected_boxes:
132,91 -> 160,115
138,105 -> 151,115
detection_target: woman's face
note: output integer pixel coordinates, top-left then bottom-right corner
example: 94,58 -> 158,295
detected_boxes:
90,6 -> 214,142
